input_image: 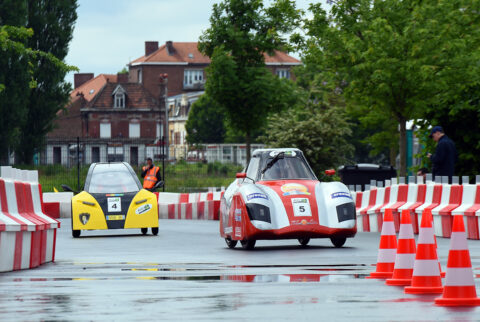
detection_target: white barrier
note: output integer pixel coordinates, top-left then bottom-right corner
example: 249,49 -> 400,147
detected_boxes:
43,192 -> 74,218
0,167 -> 59,272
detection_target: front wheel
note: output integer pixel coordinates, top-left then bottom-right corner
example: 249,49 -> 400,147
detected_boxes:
225,237 -> 238,249
241,239 -> 256,250
72,230 -> 81,238
298,237 -> 310,246
141,228 -> 148,235
330,236 -> 347,248
151,227 -> 159,236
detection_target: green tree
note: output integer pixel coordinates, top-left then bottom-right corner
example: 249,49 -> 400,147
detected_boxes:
198,0 -> 301,162
298,0 -> 480,176
17,0 -> 78,164
0,1 -> 31,163
186,95 -> 226,144
262,97 -> 354,176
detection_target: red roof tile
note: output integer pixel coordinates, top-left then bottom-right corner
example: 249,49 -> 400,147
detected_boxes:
87,82 -> 159,109
130,42 -> 300,65
70,74 -> 117,103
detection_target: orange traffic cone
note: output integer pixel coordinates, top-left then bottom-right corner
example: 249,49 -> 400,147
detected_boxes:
422,208 -> 446,278
405,209 -> 443,294
386,209 -> 416,286
366,209 -> 397,279
435,214 -> 480,306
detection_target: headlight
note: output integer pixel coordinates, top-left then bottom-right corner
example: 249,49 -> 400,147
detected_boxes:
246,203 -> 271,223
336,202 -> 356,222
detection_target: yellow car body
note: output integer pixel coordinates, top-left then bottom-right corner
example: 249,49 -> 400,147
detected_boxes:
70,162 -> 159,237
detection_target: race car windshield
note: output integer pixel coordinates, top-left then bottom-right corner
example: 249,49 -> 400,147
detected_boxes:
260,156 -> 316,181
87,164 -> 140,193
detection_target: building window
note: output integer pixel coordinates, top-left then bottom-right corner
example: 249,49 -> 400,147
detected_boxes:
156,123 -> 164,139
53,147 -> 62,164
114,93 -> 125,108
137,69 -> 142,84
129,123 -> 140,138
107,146 -> 124,162
100,123 -> 111,138
276,69 -> 290,79
91,147 -> 100,163
184,70 -> 203,86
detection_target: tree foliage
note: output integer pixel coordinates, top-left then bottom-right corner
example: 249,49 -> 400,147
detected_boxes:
0,0 -> 78,164
17,0 -> 78,164
185,95 -> 226,144
262,95 -> 354,177
297,0 -> 480,175
199,0 -> 301,162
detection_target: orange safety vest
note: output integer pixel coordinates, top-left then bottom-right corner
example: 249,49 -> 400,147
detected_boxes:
143,166 -> 160,189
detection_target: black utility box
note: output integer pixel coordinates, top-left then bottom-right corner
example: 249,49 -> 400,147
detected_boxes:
338,164 -> 396,191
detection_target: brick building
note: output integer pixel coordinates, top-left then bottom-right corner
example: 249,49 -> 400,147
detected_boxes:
46,41 -> 301,165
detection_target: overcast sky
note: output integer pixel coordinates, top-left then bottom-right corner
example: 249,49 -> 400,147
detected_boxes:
65,0 -> 324,85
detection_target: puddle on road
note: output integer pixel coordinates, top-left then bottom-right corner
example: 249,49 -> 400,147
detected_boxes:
9,273 -> 367,283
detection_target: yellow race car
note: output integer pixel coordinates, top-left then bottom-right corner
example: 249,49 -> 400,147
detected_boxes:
63,162 -> 159,238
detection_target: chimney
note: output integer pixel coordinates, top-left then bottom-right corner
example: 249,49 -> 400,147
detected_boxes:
117,73 -> 129,83
74,73 -> 94,89
166,41 -> 175,56
145,41 -> 158,56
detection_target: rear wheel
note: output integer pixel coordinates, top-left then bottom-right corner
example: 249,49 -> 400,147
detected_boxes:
72,230 -> 81,238
330,236 -> 347,248
151,227 -> 159,236
141,228 -> 148,235
241,239 -> 256,250
298,237 -> 310,246
225,237 -> 238,249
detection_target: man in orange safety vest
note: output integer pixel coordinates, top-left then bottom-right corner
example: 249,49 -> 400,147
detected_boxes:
141,157 -> 161,190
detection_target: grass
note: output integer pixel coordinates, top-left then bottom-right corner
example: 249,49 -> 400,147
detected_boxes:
15,161 -> 243,193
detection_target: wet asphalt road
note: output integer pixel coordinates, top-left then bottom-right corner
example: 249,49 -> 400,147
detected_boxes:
1,219 -> 480,321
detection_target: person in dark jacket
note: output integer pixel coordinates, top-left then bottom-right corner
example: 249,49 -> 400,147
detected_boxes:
427,126 -> 457,182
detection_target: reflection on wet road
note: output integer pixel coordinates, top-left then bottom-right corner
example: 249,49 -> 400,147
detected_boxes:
1,219 -> 479,321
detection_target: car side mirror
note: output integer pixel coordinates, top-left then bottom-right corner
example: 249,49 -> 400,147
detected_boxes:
61,184 -> 74,192
236,172 -> 247,179
325,169 -> 336,176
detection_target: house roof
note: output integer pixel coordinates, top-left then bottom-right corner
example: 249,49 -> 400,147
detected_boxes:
130,42 -> 301,66
87,82 -> 158,109
70,74 -> 118,103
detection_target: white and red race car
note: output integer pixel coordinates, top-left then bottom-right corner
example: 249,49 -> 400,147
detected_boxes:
220,148 -> 356,250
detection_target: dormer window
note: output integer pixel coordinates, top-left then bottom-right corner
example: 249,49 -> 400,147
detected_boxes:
112,85 -> 127,108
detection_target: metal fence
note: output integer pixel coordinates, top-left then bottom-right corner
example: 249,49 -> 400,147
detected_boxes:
6,137 -> 243,193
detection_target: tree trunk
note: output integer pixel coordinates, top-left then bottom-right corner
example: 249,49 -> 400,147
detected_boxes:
398,118 -> 407,177
246,131 -> 251,165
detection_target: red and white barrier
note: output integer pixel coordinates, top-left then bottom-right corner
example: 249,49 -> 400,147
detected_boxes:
157,191 -> 224,221
0,167 -> 59,273
368,183 -> 391,233
43,192 -> 74,218
415,182 -> 443,233
398,178 -> 426,234
381,178 -> 409,232
452,184 -> 480,239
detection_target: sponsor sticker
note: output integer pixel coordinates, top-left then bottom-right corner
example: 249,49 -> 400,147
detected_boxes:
281,183 -> 310,196
235,208 -> 242,215
107,215 -> 125,220
247,193 -> 268,201
224,227 -> 233,234
79,213 -> 90,225
135,203 -> 152,215
291,219 -> 317,225
235,227 -> 242,237
106,193 -> 124,197
269,150 -> 296,157
235,215 -> 242,222
108,197 -> 121,212
291,198 -> 312,217
331,192 -> 353,200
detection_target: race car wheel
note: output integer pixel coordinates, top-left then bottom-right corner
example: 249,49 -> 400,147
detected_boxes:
141,228 -> 148,235
298,237 -> 310,246
330,237 -> 346,248
225,237 -> 238,249
151,227 -> 159,236
241,239 -> 256,250
72,230 -> 81,238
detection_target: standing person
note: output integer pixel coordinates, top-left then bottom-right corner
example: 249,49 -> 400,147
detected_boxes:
141,157 -> 161,190
427,126 -> 457,182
